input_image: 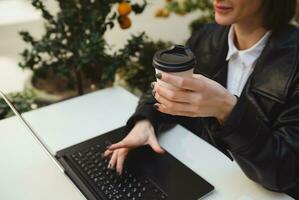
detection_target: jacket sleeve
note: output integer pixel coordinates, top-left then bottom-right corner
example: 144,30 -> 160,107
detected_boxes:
123,89 -> 178,134
214,78 -> 299,194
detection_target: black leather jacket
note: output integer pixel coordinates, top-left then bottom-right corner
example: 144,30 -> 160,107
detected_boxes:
124,24 -> 299,198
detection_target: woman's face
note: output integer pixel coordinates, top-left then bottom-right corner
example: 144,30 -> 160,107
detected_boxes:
213,0 -> 265,26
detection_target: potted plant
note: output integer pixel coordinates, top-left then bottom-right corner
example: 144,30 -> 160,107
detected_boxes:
19,0 -> 147,100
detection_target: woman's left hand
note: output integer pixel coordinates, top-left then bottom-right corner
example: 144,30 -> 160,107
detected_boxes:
152,73 -> 237,124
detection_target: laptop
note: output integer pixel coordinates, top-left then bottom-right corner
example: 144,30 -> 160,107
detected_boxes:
0,90 -> 214,200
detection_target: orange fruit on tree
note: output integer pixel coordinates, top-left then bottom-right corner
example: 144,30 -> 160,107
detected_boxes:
155,8 -> 170,18
118,16 -> 132,29
117,2 -> 132,16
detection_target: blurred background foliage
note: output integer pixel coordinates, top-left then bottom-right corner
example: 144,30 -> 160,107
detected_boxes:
0,90 -> 37,119
116,33 -> 171,94
157,0 -> 214,30
19,0 -> 147,96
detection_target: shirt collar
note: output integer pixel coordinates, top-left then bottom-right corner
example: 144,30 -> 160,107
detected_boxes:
226,26 -> 272,67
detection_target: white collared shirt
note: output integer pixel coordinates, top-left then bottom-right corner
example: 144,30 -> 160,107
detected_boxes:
226,26 -> 271,97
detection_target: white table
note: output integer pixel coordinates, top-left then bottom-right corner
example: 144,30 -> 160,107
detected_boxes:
0,86 -> 294,200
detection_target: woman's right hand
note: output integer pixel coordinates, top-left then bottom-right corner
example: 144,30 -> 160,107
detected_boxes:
103,119 -> 165,175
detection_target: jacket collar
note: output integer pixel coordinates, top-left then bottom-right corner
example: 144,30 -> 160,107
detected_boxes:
212,25 -> 299,104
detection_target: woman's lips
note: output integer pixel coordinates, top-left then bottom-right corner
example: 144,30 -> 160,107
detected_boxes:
214,4 -> 233,14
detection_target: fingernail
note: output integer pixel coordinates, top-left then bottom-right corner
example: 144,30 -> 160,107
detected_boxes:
153,104 -> 159,110
106,145 -> 111,149
152,90 -> 156,97
108,163 -> 114,169
150,82 -> 155,89
155,73 -> 162,80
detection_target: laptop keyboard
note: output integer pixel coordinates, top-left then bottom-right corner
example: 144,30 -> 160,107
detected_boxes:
70,142 -> 168,200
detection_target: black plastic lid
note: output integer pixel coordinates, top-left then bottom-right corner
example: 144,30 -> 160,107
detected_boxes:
153,45 -> 196,72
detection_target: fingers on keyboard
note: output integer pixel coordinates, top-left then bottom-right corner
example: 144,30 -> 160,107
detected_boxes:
116,149 -> 128,175
102,149 -> 113,158
108,150 -> 118,169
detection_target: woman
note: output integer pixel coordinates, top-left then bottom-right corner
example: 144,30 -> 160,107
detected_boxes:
105,0 -> 299,197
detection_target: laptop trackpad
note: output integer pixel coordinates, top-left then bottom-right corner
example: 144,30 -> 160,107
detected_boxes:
125,146 -> 214,200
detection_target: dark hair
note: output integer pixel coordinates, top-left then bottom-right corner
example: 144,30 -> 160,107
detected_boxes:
263,0 -> 297,31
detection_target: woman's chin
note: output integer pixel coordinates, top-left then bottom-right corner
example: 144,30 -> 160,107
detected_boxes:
215,15 -> 234,26
216,21 -> 232,26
